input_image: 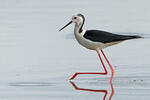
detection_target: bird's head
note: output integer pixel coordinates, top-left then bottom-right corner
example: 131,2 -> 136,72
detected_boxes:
59,13 -> 85,31
72,14 -> 85,25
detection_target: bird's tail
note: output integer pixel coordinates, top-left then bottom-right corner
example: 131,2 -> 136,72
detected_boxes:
130,35 -> 142,38
128,35 -> 143,39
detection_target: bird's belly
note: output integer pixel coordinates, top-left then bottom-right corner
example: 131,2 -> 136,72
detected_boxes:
75,34 -> 106,50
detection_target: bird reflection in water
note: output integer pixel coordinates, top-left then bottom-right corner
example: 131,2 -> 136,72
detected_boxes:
70,72 -> 114,100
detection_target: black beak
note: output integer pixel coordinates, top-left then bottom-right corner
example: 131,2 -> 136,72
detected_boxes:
59,21 -> 72,31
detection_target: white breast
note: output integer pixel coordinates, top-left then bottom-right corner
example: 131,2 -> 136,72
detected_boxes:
74,30 -> 107,50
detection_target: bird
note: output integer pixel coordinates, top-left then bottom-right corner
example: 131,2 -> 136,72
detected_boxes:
59,13 -> 142,80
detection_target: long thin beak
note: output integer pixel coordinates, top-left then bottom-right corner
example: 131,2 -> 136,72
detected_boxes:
59,21 -> 72,31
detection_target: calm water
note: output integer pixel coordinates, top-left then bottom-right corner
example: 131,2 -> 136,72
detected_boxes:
0,0 -> 150,100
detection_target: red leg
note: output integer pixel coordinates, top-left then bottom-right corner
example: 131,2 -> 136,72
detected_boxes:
101,49 -> 114,82
96,50 -> 108,74
101,50 -> 114,74
109,72 -> 114,100
70,50 -> 108,80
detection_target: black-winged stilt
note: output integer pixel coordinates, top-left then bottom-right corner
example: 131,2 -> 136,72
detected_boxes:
59,13 -> 142,80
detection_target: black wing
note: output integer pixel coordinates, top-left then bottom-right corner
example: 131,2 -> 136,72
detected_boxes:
83,30 -> 141,43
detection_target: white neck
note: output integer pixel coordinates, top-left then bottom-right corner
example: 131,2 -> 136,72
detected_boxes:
74,22 -> 83,34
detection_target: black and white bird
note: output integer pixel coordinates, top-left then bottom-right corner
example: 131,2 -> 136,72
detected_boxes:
59,13 -> 142,80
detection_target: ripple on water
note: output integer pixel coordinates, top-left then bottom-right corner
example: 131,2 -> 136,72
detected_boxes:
9,82 -> 52,87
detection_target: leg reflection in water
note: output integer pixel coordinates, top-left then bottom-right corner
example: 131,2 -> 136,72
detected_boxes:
70,73 -> 114,100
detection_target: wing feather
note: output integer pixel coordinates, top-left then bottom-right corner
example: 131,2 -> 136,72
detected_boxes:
83,30 -> 141,43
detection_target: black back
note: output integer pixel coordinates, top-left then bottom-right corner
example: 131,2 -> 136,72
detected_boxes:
83,30 -> 141,43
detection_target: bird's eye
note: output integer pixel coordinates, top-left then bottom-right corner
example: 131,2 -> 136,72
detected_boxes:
74,17 -> 77,19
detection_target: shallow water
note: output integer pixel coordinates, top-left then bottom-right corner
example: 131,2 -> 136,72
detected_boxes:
0,0 -> 150,100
